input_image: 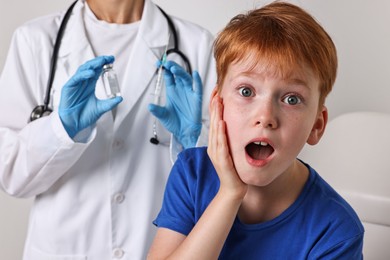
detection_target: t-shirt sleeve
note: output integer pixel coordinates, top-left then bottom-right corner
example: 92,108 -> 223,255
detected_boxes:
311,224 -> 364,260
153,153 -> 196,236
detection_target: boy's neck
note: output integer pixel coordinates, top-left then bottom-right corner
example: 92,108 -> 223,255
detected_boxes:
237,160 -> 309,224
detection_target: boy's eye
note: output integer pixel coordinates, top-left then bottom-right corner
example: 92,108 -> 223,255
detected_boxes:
283,95 -> 301,105
238,87 -> 253,97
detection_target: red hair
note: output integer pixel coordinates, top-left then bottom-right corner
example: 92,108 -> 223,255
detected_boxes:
214,1 -> 337,105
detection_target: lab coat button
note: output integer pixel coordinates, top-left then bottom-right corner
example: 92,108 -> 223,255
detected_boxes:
112,139 -> 124,150
113,248 -> 124,258
114,193 -> 125,203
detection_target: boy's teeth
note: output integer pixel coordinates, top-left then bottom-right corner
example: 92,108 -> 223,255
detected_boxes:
254,141 -> 268,146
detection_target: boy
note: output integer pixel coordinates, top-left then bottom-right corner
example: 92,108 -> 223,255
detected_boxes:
148,1 -> 364,259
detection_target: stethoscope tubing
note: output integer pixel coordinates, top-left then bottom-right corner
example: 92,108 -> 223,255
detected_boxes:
44,0 -> 78,111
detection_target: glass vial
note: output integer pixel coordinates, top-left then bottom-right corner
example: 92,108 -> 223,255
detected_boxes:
102,63 -> 121,98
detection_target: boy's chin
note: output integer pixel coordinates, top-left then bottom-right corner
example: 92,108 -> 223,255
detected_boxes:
237,169 -> 276,187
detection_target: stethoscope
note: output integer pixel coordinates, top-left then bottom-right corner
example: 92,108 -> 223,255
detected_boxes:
30,0 -> 192,146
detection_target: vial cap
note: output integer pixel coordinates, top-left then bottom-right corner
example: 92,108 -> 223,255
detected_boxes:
103,63 -> 114,70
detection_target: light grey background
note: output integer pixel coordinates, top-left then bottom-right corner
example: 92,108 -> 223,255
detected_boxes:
1,0 -> 389,258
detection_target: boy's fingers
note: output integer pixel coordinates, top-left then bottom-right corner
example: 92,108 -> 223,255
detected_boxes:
208,95 -> 219,157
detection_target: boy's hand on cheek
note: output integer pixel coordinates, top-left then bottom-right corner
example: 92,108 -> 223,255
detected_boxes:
207,94 -> 247,200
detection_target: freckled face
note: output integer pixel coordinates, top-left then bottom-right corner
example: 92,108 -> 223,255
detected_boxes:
219,57 -> 324,187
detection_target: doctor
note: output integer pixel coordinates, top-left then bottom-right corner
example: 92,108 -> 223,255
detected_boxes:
0,0 -> 216,259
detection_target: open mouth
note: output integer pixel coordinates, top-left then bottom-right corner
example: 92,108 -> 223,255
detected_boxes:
245,141 -> 274,161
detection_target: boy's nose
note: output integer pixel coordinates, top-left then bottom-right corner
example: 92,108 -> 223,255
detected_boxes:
255,118 -> 277,129
254,101 -> 278,129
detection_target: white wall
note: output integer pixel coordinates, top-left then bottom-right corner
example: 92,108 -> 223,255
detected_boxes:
1,0 -> 389,258
300,0 -> 390,118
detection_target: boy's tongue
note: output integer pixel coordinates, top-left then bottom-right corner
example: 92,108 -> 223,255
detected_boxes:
246,143 -> 274,160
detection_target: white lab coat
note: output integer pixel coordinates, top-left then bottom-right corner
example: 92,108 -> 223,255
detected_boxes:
0,0 -> 216,259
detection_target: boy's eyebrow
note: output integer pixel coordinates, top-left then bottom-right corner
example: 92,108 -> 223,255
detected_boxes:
283,76 -> 313,91
286,77 -> 309,86
240,71 -> 312,89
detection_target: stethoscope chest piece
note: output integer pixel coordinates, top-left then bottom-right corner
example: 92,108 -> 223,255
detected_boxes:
30,105 -> 53,122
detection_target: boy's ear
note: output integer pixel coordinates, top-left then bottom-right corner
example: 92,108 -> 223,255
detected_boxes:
307,106 -> 328,145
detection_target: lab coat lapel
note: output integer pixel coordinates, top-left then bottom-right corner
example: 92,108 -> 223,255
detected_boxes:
114,0 -> 170,128
54,0 -> 109,110
57,1 -> 94,77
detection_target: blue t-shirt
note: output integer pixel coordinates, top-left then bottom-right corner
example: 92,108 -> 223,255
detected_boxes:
154,147 -> 364,259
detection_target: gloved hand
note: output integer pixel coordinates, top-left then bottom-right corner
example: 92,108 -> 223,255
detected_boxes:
148,60 -> 203,149
59,56 -> 123,138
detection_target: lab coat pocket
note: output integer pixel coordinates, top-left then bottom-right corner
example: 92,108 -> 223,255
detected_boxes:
30,247 -> 87,260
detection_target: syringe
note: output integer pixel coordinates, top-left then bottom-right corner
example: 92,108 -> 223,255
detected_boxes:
153,39 -> 169,105
150,34 -> 170,145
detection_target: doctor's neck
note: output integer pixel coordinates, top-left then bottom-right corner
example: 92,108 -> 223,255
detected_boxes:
86,0 -> 144,24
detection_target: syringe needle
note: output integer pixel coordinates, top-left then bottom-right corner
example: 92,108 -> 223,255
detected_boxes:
153,34 -> 170,105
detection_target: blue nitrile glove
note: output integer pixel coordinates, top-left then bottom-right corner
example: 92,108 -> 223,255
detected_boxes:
59,56 -> 123,138
148,60 -> 203,149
